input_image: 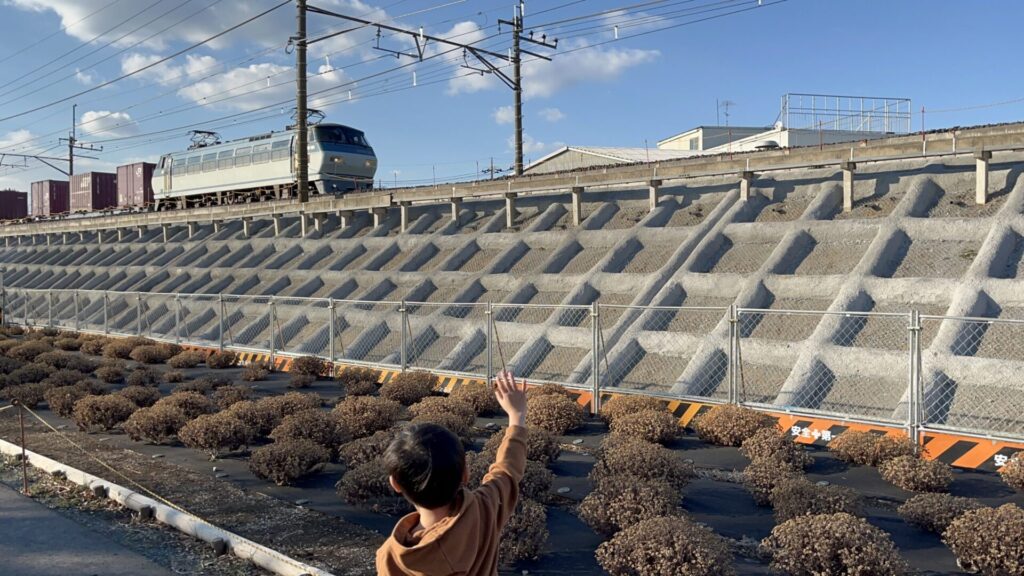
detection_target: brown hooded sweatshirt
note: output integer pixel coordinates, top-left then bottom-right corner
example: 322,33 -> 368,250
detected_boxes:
375,425 -> 528,576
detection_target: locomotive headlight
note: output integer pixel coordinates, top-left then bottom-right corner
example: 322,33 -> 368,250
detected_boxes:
331,156 -> 344,164
364,159 -> 374,168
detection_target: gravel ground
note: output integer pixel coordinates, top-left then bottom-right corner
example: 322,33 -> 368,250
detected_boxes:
891,240 -> 980,278
663,203 -> 712,227
753,198 -> 812,222
742,298 -> 834,341
621,244 -> 677,274
559,248 -> 605,275
793,241 -> 870,275
455,248 -> 502,273
924,189 -> 1006,218
705,239 -> 778,274
833,195 -> 901,220
601,206 -> 649,230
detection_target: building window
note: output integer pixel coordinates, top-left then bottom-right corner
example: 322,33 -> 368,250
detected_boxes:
688,137 -> 699,150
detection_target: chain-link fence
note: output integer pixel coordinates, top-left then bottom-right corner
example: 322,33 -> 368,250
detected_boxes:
1,286 -> 1022,442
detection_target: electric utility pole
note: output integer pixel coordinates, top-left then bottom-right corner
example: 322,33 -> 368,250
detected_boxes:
59,104 -> 102,177
303,1 -> 556,179
500,2 -> 557,176
295,0 -> 310,202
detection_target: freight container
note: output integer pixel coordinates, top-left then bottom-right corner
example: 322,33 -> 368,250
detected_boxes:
116,162 -> 155,208
30,180 -> 70,216
70,172 -> 117,212
0,189 -> 28,220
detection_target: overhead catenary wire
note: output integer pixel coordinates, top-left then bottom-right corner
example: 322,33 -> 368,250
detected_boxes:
0,0 -> 123,66
0,0 -> 292,124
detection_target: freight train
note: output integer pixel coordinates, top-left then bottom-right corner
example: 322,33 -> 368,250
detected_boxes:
13,122 -> 377,219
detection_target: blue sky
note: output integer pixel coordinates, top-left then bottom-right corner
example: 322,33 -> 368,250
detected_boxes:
0,0 -> 1022,191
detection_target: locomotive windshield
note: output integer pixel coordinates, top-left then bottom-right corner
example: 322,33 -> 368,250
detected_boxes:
315,126 -> 371,148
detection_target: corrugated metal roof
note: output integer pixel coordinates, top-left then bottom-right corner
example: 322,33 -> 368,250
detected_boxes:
526,146 -> 701,171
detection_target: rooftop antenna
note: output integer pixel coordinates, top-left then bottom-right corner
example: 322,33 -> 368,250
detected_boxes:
719,99 -> 735,127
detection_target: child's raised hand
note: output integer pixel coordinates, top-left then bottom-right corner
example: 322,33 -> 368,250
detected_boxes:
494,370 -> 528,427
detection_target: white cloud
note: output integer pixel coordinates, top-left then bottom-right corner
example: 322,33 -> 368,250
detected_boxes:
80,110 -> 139,138
0,129 -> 37,152
448,39 -> 659,99
539,107 -> 564,122
176,60 -> 345,112
510,133 -> 564,156
493,105 -> 514,125
74,68 -> 95,85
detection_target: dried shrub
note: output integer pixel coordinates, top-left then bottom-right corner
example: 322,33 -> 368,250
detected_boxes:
827,431 -> 919,466
153,391 -> 216,419
526,393 -> 584,435
743,458 -> 802,506
999,452 -> 1024,492
336,365 -> 380,387
212,385 -> 252,410
44,385 -> 92,417
225,400 -> 278,437
2,325 -> 23,336
526,382 -> 574,400
449,381 -> 501,416
174,375 -> 231,394
74,379 -> 108,395
332,396 -> 402,438
1,382 -> 47,407
898,493 -> 985,534
53,337 -> 82,351
163,370 -> 185,383
0,356 -> 23,374
484,427 -> 560,465
379,370 -> 436,405
9,362 -> 53,384
944,504 -> 1024,575
879,455 -> 953,492
336,457 -> 410,513
410,411 -> 471,439
596,515 -> 735,576
269,409 -> 346,449
167,350 -> 206,369
0,340 -> 21,355
609,409 -> 679,444
34,351 -> 97,373
123,405 -> 188,444
250,438 -> 330,486
205,351 -> 237,369
79,337 -> 110,355
344,379 -> 378,396
101,340 -> 135,360
260,391 -> 321,420
762,513 -> 906,576
467,451 -> 552,500
692,404 -> 774,447
290,355 -> 328,376
94,365 -> 124,384
408,397 -> 476,430
8,341 -> 53,362
125,368 -> 160,388
499,499 -> 549,565
158,342 -> 183,357
740,426 -> 813,470
129,345 -> 175,364
41,369 -> 86,388
578,475 -> 680,535
240,362 -> 270,382
769,477 -> 862,523
116,385 -> 162,408
338,430 -> 396,469
71,394 -> 137,431
599,395 -> 667,426
591,437 -> 694,490
178,412 -> 252,457
288,374 -> 316,389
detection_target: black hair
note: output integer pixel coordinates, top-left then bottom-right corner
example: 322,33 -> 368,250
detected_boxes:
383,423 -> 466,509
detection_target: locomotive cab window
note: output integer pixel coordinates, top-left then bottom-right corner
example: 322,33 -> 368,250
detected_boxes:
202,153 -> 218,172
186,156 -> 201,175
315,126 -> 371,148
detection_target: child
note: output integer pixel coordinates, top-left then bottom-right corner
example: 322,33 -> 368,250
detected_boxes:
376,370 -> 528,575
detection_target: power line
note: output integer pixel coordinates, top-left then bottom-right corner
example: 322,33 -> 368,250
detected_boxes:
0,0 -> 123,66
0,0 -> 291,124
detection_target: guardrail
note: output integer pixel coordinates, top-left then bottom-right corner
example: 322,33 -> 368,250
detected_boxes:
4,121 -> 1024,237
3,286 -> 1022,445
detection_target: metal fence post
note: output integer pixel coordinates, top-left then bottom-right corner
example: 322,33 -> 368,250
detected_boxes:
268,298 -> 276,364
102,291 -> 109,334
591,302 -> 601,415
328,298 -> 336,365
0,270 -> 5,328
73,290 -> 79,332
135,293 -> 142,336
218,294 -> 225,351
47,289 -> 53,328
728,304 -> 738,404
400,300 -> 408,371
174,294 -> 181,343
907,310 -> 922,444
485,302 -> 493,384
